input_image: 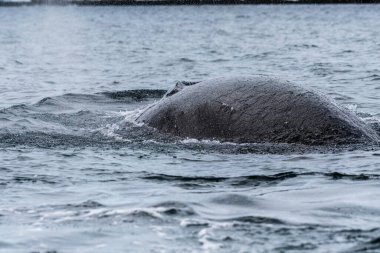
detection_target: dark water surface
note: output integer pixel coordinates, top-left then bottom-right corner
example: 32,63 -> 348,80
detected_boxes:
1,5 -> 380,253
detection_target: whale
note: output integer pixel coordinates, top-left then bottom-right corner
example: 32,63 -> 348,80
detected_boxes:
136,76 -> 379,145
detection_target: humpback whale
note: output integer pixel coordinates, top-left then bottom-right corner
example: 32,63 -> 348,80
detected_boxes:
137,76 -> 379,145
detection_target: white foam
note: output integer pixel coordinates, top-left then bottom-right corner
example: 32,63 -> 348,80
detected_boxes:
180,138 -> 226,145
344,103 -> 358,113
101,122 -> 124,141
119,107 -> 147,126
99,104 -> 153,140
180,218 -> 209,227
198,228 -> 220,252
35,207 -> 165,224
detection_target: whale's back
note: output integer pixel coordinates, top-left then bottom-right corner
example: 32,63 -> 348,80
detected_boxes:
137,76 -> 379,145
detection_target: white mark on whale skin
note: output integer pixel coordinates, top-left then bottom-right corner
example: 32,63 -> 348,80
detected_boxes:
220,102 -> 234,112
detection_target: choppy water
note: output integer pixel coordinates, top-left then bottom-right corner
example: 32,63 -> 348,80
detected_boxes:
1,4 -> 380,253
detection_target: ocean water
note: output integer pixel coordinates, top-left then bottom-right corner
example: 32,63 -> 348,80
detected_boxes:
1,4 -> 380,253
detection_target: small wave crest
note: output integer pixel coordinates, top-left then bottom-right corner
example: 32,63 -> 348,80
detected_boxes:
141,171 -> 298,189
100,89 -> 166,101
100,107 -> 148,141
141,171 -> 380,190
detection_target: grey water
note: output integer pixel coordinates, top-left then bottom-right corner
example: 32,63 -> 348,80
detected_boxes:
1,4 -> 380,253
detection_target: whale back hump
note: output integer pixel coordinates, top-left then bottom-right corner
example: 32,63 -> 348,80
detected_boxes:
137,76 -> 379,145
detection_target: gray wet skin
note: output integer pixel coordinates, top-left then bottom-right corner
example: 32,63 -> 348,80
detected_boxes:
137,76 -> 379,145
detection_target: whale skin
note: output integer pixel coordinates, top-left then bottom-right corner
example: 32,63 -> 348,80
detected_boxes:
137,76 -> 379,145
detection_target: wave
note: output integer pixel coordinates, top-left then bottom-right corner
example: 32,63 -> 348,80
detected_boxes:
99,89 -> 166,100
344,236 -> 380,253
221,215 -> 284,225
141,171 -> 380,190
0,89 -> 379,153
